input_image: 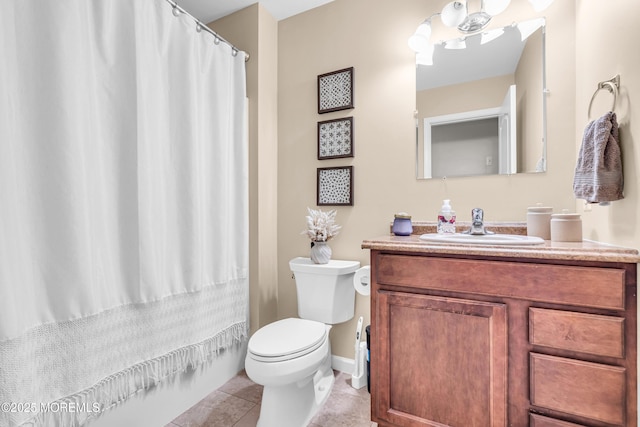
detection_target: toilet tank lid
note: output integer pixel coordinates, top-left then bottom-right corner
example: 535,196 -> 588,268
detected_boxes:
289,257 -> 360,275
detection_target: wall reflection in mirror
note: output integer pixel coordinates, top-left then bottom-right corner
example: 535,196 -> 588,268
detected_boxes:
416,18 -> 546,179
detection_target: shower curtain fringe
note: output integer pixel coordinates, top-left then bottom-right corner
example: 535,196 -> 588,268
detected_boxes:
2,1 -> 248,425
21,322 -> 248,427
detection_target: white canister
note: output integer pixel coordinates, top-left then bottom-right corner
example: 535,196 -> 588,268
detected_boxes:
527,206 -> 553,240
550,212 -> 583,242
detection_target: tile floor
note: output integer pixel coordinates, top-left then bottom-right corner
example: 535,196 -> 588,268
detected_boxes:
166,370 -> 376,427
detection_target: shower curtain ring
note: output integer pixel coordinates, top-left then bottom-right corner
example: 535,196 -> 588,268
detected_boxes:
172,6 -> 180,17
196,23 -> 202,32
214,36 -> 220,45
232,48 -> 238,57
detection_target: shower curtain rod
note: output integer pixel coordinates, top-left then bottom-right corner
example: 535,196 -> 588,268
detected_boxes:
165,0 -> 250,62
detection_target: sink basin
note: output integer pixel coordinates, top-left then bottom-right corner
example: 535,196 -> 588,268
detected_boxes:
419,233 -> 545,246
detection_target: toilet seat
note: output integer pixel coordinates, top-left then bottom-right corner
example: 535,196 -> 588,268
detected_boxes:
248,318 -> 327,363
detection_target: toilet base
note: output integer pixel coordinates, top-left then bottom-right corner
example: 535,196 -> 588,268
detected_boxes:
256,351 -> 334,427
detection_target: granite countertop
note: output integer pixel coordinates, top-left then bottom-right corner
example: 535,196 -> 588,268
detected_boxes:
363,221 -> 640,264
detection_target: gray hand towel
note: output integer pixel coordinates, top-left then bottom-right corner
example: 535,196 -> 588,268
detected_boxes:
573,111 -> 623,204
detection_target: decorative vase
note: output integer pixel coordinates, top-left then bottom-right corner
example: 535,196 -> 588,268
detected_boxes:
310,241 -> 332,264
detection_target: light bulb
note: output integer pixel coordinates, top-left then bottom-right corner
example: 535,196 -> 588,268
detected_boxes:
409,34 -> 430,53
528,0 -> 555,12
484,0 -> 511,16
440,2 -> 467,27
408,20 -> 432,53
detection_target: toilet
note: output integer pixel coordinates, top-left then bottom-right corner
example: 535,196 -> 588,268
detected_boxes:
245,257 -> 360,427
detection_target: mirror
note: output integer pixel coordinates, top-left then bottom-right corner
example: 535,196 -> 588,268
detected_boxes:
416,19 -> 546,179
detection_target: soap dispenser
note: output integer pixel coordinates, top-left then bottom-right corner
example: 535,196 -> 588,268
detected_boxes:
437,199 -> 456,234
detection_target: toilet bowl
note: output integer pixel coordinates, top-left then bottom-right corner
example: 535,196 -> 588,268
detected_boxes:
245,319 -> 334,427
244,257 -> 360,427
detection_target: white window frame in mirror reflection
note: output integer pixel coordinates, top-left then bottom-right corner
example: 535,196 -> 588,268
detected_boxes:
423,108 -> 497,179
424,85 -> 516,179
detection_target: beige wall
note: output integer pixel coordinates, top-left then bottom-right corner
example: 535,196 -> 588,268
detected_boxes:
574,2 -> 640,416
575,0 -> 640,248
278,0 -> 577,359
418,75 -> 514,118
416,75 -> 514,177
218,0 -> 639,365
212,5 -> 279,335
515,27 -> 544,171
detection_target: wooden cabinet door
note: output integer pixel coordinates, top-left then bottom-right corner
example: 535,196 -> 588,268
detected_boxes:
373,290 -> 507,427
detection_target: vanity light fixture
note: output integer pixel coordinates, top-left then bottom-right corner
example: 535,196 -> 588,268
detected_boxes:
440,2 -> 467,27
408,17 -> 434,53
409,0 -> 512,55
527,0 -> 555,12
483,0 -> 511,15
456,0 -> 514,32
457,9 -> 492,33
409,0 -> 556,56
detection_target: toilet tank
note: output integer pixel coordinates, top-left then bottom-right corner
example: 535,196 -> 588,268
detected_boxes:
289,257 -> 360,324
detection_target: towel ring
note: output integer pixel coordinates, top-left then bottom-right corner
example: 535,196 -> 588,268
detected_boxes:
588,75 -> 620,119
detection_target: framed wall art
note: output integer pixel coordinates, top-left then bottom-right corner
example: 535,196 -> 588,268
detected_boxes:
317,166 -> 353,206
317,117 -> 354,160
317,67 -> 354,114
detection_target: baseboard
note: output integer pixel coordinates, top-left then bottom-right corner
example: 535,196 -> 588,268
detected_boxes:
331,354 -> 354,374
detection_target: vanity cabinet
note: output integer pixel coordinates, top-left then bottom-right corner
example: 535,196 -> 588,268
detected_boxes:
365,240 -> 637,427
377,290 -> 508,426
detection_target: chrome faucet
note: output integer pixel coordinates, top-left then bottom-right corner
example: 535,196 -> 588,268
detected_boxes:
464,208 -> 494,235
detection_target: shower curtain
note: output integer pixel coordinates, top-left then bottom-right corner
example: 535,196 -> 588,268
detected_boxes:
0,1 -> 248,425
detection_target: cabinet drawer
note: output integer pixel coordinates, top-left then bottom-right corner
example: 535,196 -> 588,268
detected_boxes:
529,308 -> 625,358
530,413 -> 587,427
376,254 -> 626,310
530,353 -> 626,426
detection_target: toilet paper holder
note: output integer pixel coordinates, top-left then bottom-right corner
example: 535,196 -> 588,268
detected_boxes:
353,266 -> 370,296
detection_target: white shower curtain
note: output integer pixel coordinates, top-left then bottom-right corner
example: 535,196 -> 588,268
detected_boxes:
0,0 -> 248,425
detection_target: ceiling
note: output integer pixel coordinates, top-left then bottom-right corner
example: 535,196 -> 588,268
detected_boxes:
177,0 -> 334,23
417,19 -> 545,91
177,0 -> 540,93
418,25 -> 524,91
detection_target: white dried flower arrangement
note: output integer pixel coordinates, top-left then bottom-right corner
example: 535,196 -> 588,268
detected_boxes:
303,207 -> 341,242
